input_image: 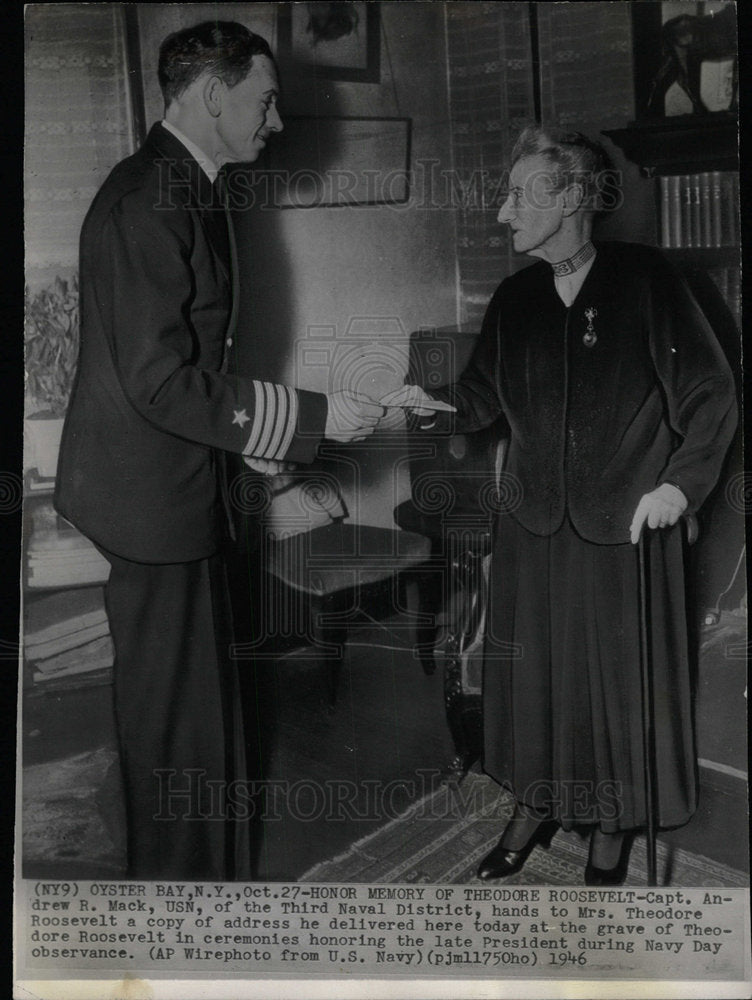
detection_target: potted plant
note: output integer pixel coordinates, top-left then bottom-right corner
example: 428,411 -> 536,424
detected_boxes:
24,274 -> 79,478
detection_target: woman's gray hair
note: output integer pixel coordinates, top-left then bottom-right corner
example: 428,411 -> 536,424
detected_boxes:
510,125 -> 620,214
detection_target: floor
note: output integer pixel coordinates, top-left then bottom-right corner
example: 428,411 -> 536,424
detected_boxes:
22,613 -> 458,881
21,610 -> 749,881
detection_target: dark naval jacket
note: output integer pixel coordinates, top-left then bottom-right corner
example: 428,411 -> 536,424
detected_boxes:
55,123 -> 327,563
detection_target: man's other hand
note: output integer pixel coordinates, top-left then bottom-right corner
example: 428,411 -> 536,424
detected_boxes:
243,456 -> 296,475
324,390 -> 385,442
629,483 -> 688,544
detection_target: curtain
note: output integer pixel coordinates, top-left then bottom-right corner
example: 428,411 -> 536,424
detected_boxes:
537,2 -> 633,127
445,2 -> 536,329
25,3 -> 134,289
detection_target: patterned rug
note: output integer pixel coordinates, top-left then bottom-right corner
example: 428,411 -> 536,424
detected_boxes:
300,770 -> 748,887
22,751 -> 747,887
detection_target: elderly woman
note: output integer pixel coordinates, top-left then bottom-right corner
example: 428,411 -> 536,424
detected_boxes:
385,126 -> 736,884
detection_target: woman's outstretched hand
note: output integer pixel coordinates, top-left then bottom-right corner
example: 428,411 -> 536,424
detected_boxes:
379,385 -> 456,416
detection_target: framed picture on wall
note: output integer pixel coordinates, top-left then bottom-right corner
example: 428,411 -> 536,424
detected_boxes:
277,1 -> 380,83
631,1 -> 738,119
260,115 -> 411,208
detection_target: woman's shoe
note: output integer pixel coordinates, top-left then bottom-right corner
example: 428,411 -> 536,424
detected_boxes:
584,830 -> 633,886
477,821 -> 557,880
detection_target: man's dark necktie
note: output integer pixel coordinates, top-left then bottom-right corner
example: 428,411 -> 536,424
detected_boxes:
214,171 -> 240,372
214,170 -> 240,541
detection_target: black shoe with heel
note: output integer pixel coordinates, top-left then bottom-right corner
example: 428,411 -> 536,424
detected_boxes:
477,820 -> 557,880
584,831 -> 633,886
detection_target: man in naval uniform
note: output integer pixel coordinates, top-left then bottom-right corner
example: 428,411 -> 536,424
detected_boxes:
55,21 -> 382,880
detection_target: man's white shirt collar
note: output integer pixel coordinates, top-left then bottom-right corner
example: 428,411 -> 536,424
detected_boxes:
161,121 -> 219,183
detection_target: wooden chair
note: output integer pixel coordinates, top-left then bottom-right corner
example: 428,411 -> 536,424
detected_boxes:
393,327 -> 509,777
265,518 -> 432,708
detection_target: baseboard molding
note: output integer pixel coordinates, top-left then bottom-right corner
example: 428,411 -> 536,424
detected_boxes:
698,757 -> 748,796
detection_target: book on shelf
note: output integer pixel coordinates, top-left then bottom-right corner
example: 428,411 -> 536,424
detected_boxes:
681,174 -> 693,249
28,532 -> 100,554
660,176 -> 671,248
707,267 -> 742,329
659,170 -> 738,249
27,561 -> 110,588
25,587 -> 105,642
25,587 -> 109,657
31,665 -> 113,689
28,550 -> 109,567
690,174 -> 701,249
26,618 -> 110,660
711,171 -> 722,247
31,634 -> 114,682
25,586 -> 113,683
727,268 -> 742,327
659,176 -> 683,248
700,173 -> 712,248
722,172 -> 739,246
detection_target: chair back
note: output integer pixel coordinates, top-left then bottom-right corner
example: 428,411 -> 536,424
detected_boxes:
404,327 -> 507,536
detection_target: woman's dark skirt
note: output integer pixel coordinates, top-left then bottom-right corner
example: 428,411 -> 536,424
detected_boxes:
483,515 -> 697,833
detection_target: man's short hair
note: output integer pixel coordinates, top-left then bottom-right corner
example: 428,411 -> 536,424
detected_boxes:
510,125 -> 620,214
158,21 -> 275,108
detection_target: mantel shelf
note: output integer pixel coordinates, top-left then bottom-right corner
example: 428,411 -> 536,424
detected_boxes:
661,247 -> 741,269
603,115 -> 739,176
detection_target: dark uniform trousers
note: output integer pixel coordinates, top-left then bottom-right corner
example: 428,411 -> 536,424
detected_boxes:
100,544 -> 251,881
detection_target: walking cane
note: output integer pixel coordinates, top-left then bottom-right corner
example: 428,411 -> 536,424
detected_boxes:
638,513 -> 698,888
637,531 -> 657,886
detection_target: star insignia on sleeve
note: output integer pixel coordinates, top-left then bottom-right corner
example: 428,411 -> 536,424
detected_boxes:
232,409 -> 250,428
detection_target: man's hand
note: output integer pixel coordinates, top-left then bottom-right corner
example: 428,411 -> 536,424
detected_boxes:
243,456 -> 296,476
324,390 -> 385,442
379,384 -> 456,416
629,483 -> 688,544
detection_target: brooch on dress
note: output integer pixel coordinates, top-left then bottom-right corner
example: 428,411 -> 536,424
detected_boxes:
583,307 -> 598,347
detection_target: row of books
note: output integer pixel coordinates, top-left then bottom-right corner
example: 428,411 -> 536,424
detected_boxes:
26,502 -> 110,588
25,586 -> 113,684
708,267 -> 742,329
25,502 -> 112,684
659,172 -> 739,249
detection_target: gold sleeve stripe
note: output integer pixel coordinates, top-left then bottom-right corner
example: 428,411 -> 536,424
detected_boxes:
263,383 -> 287,459
272,385 -> 298,460
255,382 -> 278,458
242,381 -> 297,460
242,379 -> 268,457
